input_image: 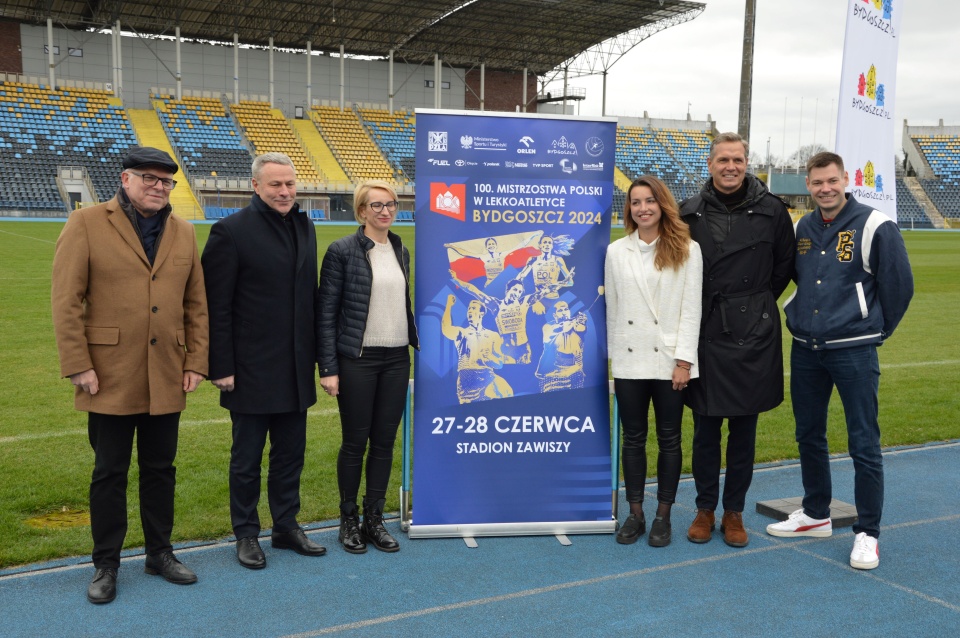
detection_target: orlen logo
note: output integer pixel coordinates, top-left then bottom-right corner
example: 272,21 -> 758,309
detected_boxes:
854,161 -> 885,193
430,183 -> 466,221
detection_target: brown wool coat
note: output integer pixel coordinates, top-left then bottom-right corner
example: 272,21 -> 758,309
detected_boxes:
51,196 -> 209,415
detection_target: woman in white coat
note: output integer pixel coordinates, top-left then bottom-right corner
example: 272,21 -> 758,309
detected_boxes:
605,175 -> 703,547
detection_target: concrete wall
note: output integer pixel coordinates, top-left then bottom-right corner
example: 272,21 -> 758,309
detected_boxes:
19,24 -> 466,115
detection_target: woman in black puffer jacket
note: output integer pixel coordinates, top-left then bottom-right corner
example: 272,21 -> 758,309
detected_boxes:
318,180 -> 418,554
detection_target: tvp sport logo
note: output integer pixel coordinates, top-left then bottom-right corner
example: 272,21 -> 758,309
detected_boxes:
853,161 -> 885,194
430,183 -> 466,221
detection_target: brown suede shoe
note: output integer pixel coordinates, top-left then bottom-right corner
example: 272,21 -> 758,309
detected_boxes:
686,509 -> 715,543
721,511 -> 749,547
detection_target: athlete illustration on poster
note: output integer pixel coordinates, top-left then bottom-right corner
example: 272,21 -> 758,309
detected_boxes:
448,270 -> 547,365
445,231 -> 543,288
535,300 -> 587,392
441,296 -> 513,403
517,234 -> 575,313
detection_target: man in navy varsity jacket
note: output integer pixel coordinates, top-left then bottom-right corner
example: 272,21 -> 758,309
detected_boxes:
766,151 -> 913,571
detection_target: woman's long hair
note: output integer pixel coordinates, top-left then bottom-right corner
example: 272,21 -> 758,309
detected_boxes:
622,175 -> 691,271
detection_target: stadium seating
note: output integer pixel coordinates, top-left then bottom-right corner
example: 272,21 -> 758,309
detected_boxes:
920,178 -> 960,217
911,134 -> 960,218
357,107 -> 416,183
912,134 -> 960,183
230,101 -> 322,183
312,105 -> 402,185
895,178 -> 932,226
0,81 -> 138,212
153,95 -> 252,178
616,126 -> 706,197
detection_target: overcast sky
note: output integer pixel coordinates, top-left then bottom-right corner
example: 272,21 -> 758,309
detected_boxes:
564,0 -> 957,163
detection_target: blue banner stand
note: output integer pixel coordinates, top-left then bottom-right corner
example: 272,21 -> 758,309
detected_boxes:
399,380 -> 622,541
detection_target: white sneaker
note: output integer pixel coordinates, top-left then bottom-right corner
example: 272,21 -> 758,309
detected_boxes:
850,532 -> 879,570
766,509 -> 833,538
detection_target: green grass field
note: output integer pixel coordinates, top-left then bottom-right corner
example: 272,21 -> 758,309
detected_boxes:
1,221 -> 957,568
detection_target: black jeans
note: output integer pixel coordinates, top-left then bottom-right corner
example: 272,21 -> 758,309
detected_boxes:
691,412 -> 758,512
615,378 -> 684,505
88,411 -> 180,569
229,410 -> 306,538
336,346 -> 410,504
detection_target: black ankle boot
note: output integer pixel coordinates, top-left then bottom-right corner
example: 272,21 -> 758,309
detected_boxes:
361,497 -> 399,553
339,502 -> 366,554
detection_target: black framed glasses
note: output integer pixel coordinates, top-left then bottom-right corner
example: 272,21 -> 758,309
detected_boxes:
366,200 -> 398,212
129,170 -> 178,190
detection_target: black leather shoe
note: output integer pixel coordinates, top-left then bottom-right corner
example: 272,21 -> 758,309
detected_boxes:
339,504 -> 367,554
87,567 -> 117,604
362,498 -> 400,553
144,551 -> 198,584
271,528 -> 327,556
236,536 -> 266,569
616,512 -> 646,544
648,516 -> 672,547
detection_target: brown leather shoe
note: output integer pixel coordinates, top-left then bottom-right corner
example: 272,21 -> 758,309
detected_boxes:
721,511 -> 749,547
686,509 -> 715,543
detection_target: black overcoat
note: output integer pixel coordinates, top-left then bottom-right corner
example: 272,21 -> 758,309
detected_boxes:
201,194 -> 320,413
679,175 -> 795,417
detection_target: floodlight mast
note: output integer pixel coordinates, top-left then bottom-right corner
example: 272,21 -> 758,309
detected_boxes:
738,0 -> 756,141
538,7 -> 705,116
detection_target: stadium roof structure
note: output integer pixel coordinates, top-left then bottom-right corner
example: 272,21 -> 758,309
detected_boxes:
2,0 -> 705,75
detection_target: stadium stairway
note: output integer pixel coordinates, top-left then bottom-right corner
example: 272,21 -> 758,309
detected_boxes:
290,118 -> 349,183
127,109 -> 205,220
903,176 -> 945,228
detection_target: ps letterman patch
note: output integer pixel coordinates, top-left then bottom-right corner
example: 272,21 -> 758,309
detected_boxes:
836,230 -> 856,262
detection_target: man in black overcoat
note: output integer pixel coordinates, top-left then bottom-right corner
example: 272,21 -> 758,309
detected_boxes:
202,152 -> 326,569
679,132 -> 796,548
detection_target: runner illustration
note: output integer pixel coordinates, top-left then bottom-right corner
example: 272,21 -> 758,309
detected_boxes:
535,300 -> 587,392
517,234 -> 575,313
441,296 -> 513,403
449,270 -> 546,365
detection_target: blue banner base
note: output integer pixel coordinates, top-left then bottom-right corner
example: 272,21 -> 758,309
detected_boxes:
406,520 -> 616,539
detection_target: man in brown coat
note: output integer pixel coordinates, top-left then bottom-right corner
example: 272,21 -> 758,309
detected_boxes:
52,147 -> 209,604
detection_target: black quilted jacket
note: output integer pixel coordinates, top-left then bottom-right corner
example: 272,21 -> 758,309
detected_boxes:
317,225 -> 418,376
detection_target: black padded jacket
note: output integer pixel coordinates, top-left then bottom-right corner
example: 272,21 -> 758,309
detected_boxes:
317,225 -> 419,377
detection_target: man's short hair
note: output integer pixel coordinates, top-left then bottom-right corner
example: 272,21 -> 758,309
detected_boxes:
806,151 -> 845,174
251,152 -> 295,181
710,132 -> 749,159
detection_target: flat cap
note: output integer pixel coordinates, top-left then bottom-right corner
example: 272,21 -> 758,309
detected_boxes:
122,146 -> 179,174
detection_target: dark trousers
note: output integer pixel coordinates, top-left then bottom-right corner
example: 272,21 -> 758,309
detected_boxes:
229,410 -> 306,538
336,347 -> 410,504
691,412 -> 759,512
792,342 -> 883,537
615,378 -> 684,505
88,411 -> 180,569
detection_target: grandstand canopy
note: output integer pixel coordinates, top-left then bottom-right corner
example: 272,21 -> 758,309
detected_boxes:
4,0 -> 704,73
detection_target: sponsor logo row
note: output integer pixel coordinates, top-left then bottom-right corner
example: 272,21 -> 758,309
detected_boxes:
428,131 -> 607,159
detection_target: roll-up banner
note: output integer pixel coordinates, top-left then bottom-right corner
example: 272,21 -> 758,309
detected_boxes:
835,0 -> 903,220
410,110 -> 617,538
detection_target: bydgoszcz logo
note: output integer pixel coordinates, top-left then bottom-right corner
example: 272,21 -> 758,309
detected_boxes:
548,137 -> 578,156
430,183 -> 466,221
854,160 -> 885,193
429,131 -> 448,152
